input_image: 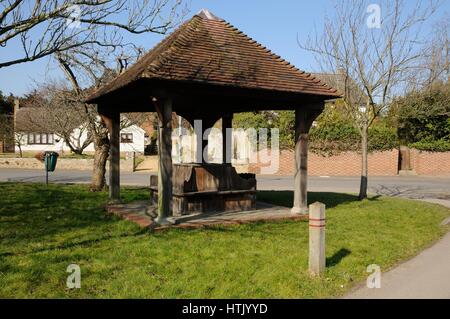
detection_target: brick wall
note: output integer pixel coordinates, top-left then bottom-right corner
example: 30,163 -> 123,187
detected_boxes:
410,149 -> 450,176
245,149 -> 399,176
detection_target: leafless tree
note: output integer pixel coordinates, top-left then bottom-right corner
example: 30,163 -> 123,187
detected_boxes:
301,0 -> 439,199
56,47 -> 151,191
0,0 -> 187,68
0,92 -> 15,153
19,84 -> 93,154
409,15 -> 449,90
1,0 -> 186,190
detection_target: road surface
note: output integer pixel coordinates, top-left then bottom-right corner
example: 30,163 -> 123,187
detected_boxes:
1,168 -> 450,200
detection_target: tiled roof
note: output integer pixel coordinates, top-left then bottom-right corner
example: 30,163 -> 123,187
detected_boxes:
312,72 -> 365,105
87,9 -> 340,102
14,106 -> 82,133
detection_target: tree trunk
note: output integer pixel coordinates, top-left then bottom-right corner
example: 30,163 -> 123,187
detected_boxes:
90,134 -> 110,192
358,124 -> 369,200
64,137 -> 85,155
17,144 -> 22,158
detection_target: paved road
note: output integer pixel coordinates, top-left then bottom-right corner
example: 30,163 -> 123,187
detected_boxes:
345,199 -> 450,299
1,168 -> 450,200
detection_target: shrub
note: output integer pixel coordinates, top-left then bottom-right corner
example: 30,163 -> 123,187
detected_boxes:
368,124 -> 398,152
409,139 -> 450,152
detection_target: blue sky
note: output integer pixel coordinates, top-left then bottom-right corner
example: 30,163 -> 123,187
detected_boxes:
0,0 -> 448,96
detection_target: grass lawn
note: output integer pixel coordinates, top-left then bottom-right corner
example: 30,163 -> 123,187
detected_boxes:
0,182 -> 449,298
0,152 -> 95,159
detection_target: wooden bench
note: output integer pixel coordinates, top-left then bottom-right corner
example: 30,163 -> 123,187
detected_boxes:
150,163 -> 257,216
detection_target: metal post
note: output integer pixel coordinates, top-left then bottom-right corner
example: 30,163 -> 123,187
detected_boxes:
45,153 -> 49,185
309,202 -> 326,276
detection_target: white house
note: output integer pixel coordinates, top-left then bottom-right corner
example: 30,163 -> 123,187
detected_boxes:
14,106 -> 146,154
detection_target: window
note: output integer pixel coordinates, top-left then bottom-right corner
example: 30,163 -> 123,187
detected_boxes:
28,133 -> 54,145
120,133 -> 133,143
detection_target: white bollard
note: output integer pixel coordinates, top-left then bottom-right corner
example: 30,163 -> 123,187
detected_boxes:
309,202 -> 326,276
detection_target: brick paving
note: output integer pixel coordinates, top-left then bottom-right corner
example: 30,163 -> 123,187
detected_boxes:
106,201 -> 307,231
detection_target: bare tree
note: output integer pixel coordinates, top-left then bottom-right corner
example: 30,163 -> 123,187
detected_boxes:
0,0 -> 187,68
0,91 -> 15,153
301,0 -> 439,199
19,84 -> 93,154
1,0 -> 186,190
56,47 -> 151,191
411,15 -> 449,90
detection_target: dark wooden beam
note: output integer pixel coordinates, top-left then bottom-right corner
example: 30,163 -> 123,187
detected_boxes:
91,78 -> 334,114
292,106 -> 323,214
154,97 -> 173,224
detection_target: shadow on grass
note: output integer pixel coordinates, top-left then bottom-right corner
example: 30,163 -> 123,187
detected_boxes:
257,191 -> 376,209
0,183 -> 149,255
326,248 -> 351,267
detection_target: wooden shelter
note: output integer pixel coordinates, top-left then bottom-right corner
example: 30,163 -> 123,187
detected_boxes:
86,9 -> 339,224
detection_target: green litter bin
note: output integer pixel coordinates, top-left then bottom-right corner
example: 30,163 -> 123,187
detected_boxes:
44,151 -> 59,172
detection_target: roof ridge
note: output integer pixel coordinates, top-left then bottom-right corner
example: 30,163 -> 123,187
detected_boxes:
218,20 -> 337,94
196,9 -> 222,21
142,18 -> 199,76
87,19 -> 196,97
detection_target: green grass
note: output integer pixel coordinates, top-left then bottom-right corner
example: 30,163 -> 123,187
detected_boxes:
0,152 -> 95,159
0,183 -> 449,298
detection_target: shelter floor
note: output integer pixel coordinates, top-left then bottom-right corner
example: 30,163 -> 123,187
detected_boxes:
106,201 -> 306,230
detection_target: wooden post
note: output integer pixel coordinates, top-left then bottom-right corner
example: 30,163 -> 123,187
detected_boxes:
194,119 -> 203,163
108,111 -> 120,202
309,202 -> 326,275
291,110 -> 311,214
155,98 -> 173,225
222,114 -> 233,165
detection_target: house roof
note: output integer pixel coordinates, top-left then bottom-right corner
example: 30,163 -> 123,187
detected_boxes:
311,72 -> 366,105
14,107 -> 53,133
87,9 -> 340,103
15,104 -> 149,134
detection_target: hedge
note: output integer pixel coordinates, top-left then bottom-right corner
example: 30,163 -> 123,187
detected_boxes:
409,139 -> 450,152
